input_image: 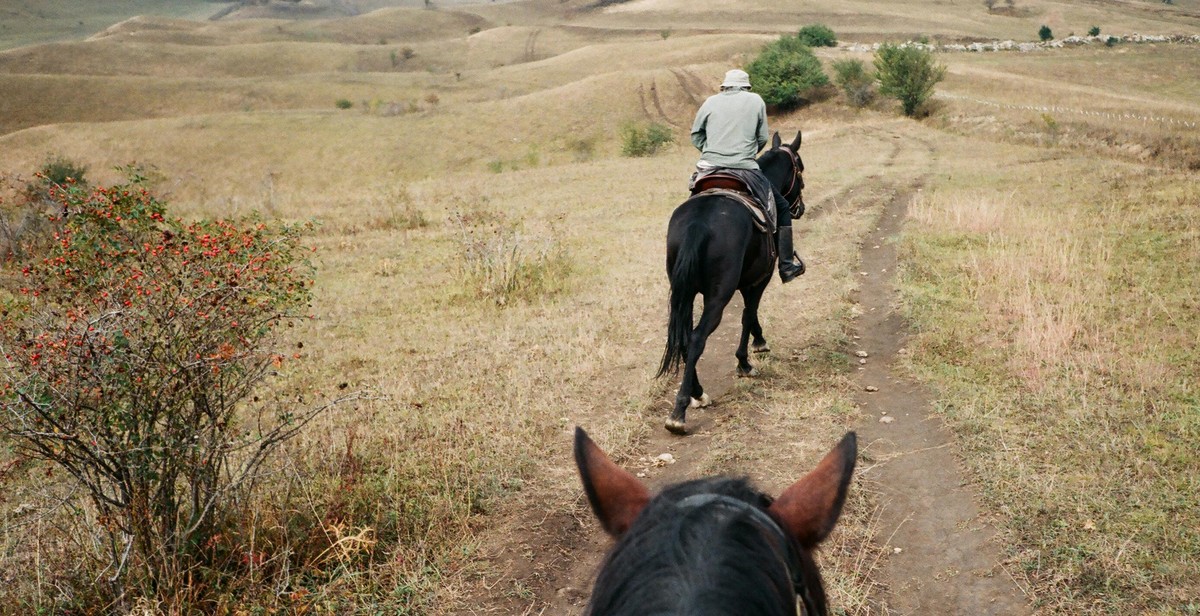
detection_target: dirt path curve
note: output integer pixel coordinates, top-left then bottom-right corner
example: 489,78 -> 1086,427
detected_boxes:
851,176 -> 1031,614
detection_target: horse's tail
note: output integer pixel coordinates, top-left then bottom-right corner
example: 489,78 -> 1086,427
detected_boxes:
658,222 -> 707,378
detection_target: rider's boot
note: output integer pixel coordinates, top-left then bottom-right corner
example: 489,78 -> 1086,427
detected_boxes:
777,226 -> 806,283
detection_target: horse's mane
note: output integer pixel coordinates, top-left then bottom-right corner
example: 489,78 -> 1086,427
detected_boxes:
585,477 -> 799,616
758,147 -> 799,184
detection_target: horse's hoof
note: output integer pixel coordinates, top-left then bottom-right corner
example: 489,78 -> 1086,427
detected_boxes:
752,341 -> 770,354
689,393 -> 711,408
737,366 -> 759,378
665,418 -> 688,435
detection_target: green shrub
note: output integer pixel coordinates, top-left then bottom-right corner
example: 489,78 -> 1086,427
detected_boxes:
1105,35 -> 1119,47
1039,25 -> 1054,41
1088,26 -> 1101,36
34,154 -> 88,190
746,36 -> 830,108
620,121 -> 674,157
874,43 -> 946,117
797,24 -> 837,47
831,58 -> 875,107
335,98 -> 353,110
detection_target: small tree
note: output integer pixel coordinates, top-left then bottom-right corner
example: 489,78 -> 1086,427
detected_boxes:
1088,26 -> 1101,36
746,36 -> 830,108
874,43 -> 946,117
1039,25 -> 1054,41
0,171 -> 340,605
831,58 -> 874,107
797,24 -> 837,47
621,121 -> 674,157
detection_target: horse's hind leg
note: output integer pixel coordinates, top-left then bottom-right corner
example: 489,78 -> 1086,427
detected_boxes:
736,280 -> 770,377
667,295 -> 727,434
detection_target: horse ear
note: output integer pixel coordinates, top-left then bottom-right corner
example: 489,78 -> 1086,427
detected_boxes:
771,132 -> 782,149
768,432 -> 857,549
790,130 -> 802,151
574,427 -> 650,537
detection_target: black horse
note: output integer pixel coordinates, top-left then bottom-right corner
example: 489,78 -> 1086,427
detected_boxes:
658,131 -> 806,434
574,427 -> 856,616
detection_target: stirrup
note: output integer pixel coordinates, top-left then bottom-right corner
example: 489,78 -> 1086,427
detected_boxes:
779,253 -> 805,283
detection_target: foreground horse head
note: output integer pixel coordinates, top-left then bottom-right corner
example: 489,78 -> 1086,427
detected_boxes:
574,427 -> 856,615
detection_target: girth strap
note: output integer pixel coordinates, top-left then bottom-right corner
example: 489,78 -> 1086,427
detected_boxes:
688,188 -> 776,238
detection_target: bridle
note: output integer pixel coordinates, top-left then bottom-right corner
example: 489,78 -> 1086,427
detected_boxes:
675,493 -> 820,615
772,146 -> 805,208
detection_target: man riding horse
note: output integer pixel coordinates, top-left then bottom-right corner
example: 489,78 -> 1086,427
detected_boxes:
689,69 -> 805,282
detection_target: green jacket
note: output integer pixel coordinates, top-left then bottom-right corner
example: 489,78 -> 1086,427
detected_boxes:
690,89 -> 769,170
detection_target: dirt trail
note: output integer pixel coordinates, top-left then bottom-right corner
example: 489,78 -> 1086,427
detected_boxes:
851,179 -> 1031,613
458,126 -> 1030,615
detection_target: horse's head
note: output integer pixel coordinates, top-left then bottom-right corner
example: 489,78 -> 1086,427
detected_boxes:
575,427 -> 857,615
760,130 -> 806,217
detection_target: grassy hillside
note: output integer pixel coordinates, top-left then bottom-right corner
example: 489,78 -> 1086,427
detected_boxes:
577,0 -> 1200,40
0,0 -> 224,50
1,0 -> 1197,612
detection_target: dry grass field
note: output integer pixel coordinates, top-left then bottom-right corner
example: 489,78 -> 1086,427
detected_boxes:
1,0 -> 1198,613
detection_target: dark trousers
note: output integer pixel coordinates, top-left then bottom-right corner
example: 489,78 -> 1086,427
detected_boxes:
773,186 -> 792,227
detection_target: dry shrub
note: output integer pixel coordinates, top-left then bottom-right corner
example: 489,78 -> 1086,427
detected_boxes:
366,186 -> 429,232
452,209 -> 571,305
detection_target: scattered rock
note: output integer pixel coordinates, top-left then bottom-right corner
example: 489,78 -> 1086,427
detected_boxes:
855,350 -> 869,358
879,416 -> 895,424
865,385 -> 879,392
655,453 -> 676,465
557,586 -> 588,603
893,547 -> 903,554
859,358 -> 867,365
636,472 -> 647,478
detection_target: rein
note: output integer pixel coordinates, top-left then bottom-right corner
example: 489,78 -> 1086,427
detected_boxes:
675,493 -> 820,615
772,146 -> 804,206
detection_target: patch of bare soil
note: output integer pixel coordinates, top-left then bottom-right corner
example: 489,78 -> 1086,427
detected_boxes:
851,182 -> 1031,614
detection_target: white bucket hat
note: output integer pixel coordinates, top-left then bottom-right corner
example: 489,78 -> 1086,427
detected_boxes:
720,69 -> 751,89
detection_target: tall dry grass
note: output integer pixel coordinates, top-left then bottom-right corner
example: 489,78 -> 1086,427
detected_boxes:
900,139 -> 1200,612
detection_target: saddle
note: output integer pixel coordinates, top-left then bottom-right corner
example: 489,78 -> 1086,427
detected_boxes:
689,172 -> 775,236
